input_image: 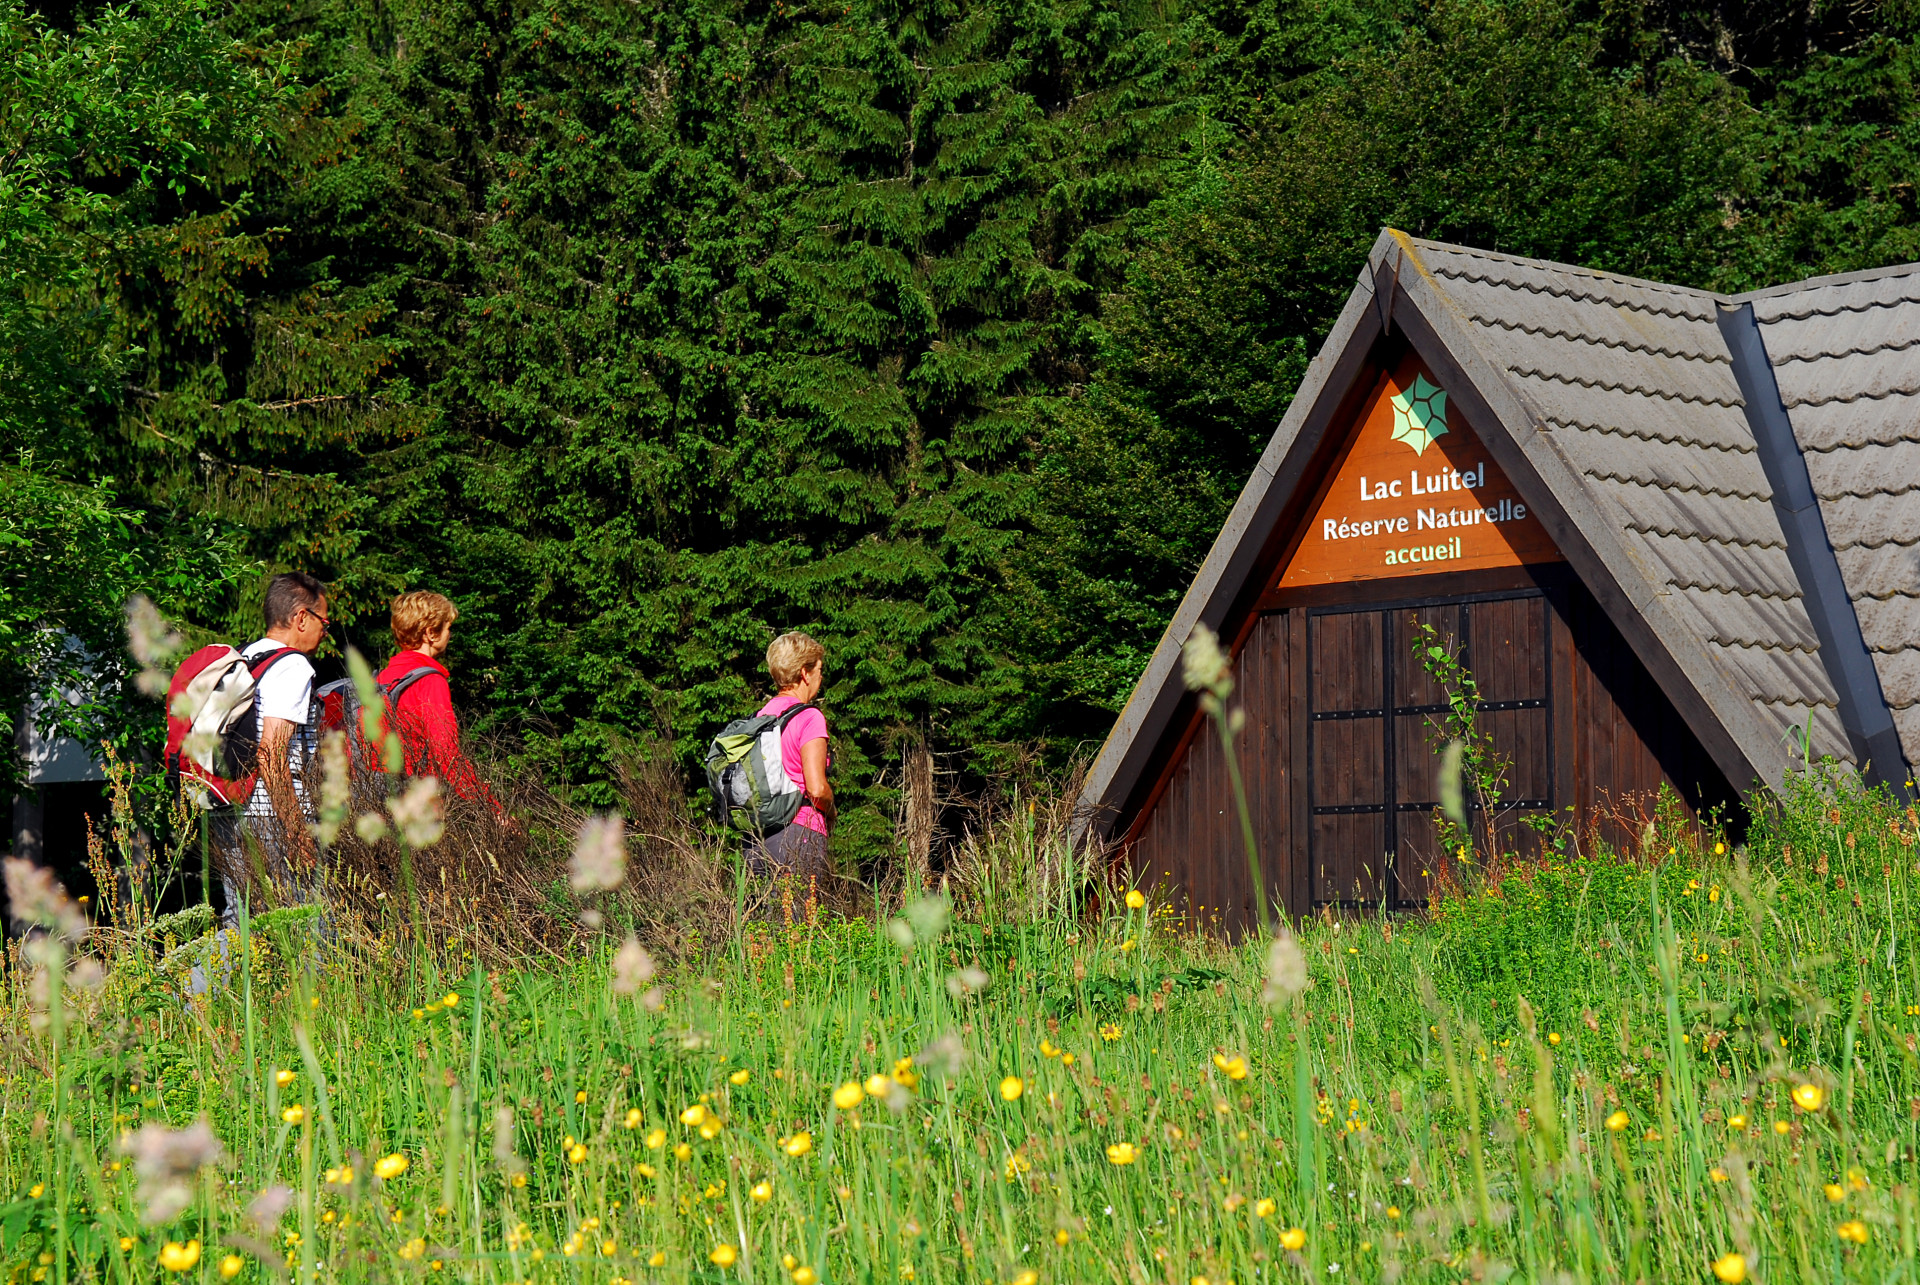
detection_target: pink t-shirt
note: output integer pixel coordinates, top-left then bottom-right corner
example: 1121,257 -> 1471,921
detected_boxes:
757,696 -> 829,834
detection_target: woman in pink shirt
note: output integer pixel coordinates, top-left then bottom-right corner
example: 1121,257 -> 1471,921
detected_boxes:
748,631 -> 834,881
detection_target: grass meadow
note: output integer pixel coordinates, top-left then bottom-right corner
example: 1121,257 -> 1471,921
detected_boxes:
4,761 -> 1920,1285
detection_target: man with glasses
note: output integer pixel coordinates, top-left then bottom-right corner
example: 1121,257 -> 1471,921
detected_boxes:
236,571 -> 330,888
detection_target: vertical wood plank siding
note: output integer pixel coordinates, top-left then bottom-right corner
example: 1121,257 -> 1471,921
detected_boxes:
1123,575 -> 1736,930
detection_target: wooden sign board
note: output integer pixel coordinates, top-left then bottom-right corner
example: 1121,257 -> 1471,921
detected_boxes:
1277,353 -> 1563,587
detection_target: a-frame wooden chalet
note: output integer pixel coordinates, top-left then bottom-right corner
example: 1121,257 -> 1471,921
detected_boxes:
1075,229 -> 1920,931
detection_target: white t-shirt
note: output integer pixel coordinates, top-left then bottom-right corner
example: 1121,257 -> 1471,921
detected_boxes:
242,639 -> 316,819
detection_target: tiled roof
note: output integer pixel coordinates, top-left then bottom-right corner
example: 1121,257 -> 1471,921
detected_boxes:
1751,264 -> 1920,769
1408,239 -> 1854,763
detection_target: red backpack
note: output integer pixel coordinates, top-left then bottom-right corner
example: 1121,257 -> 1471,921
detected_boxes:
317,664 -> 441,773
163,644 -> 302,809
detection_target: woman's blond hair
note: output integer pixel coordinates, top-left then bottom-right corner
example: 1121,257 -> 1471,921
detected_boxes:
767,631 -> 825,689
392,590 -> 460,650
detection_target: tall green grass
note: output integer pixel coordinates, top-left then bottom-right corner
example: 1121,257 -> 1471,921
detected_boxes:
4,764 -> 1919,1285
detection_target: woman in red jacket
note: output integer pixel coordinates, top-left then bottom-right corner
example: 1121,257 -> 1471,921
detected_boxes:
379,591 -> 501,813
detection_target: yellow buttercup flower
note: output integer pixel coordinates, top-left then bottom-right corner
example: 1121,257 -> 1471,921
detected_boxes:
648,1252 -> 666,1267
1710,1167 -> 1729,1182
1792,1082 -> 1826,1112
674,1143 -> 693,1161
730,1069 -> 751,1085
891,1057 -> 919,1090
1053,1229 -> 1070,1246
1279,1227 -> 1306,1251
1125,889 -> 1146,909
1105,1142 -> 1137,1165
158,1241 -> 201,1273
1825,1183 -> 1845,1203
374,1153 -> 408,1179
1547,1032 -> 1561,1045
1605,1110 -> 1629,1132
699,1117 -> 724,1139
1000,1075 -> 1024,1101
1253,1197 -> 1276,1218
681,1103 -> 709,1127
793,1268 -> 819,1285
1039,1040 -> 1059,1058
1212,1054 -> 1249,1080
1011,1271 -> 1039,1285
783,1132 -> 814,1157
281,1105 -> 306,1125
1838,1220 -> 1869,1245
1711,1252 -> 1747,1283
442,992 -> 458,1007
1774,1121 -> 1791,1135
832,1082 -> 865,1110
644,1128 -> 666,1148
219,1254 -> 245,1280
1728,1114 -> 1746,1130
751,1180 -> 772,1202
709,1244 -> 738,1267
274,1069 -> 296,1087
624,1108 -> 643,1129
865,1073 -> 893,1098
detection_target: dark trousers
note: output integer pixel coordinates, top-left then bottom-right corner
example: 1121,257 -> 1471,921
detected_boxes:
745,823 -> 829,883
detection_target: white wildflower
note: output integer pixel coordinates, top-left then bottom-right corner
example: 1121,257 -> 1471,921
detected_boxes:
1181,623 -> 1233,701
119,1119 -> 225,1224
1260,929 -> 1311,1004
916,1031 -> 968,1078
354,812 -> 390,844
946,966 -> 991,999
4,858 -> 88,943
247,1185 -> 294,1229
312,731 -> 351,848
569,814 -> 626,893
125,595 -> 183,696
612,936 -> 655,996
386,776 -> 445,848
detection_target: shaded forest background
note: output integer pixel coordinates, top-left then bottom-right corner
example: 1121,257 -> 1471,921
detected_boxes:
7,0 -> 1920,857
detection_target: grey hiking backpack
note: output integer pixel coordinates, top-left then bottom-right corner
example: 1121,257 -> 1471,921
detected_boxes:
704,703 -> 817,835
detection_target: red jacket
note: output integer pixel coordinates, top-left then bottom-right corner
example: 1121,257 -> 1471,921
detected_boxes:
377,651 -> 500,812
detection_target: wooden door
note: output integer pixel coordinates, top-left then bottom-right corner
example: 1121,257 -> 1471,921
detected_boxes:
1306,590 -> 1555,908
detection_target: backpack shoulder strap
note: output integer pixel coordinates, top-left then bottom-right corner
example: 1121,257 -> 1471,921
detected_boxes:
773,701 -> 819,733
247,646 -> 300,679
385,665 -> 443,706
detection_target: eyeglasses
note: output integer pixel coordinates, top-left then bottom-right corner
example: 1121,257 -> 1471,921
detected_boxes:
301,606 -> 331,633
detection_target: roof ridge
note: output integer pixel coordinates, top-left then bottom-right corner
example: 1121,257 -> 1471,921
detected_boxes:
1514,367 -> 1743,407
1771,333 -> 1920,362
1473,315 -> 1730,361
1404,236 -> 1723,302
1737,258 -> 1920,304
1541,415 -> 1754,452
1584,469 -> 1769,501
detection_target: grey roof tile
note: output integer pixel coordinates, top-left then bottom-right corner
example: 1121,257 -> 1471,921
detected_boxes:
1638,528 -> 1801,599
1816,491 -> 1920,552
1748,265 -> 1920,322
1893,706 -> 1920,768
1413,241 -> 1721,319
1522,380 -> 1758,453
1550,425 -> 1769,498
1779,389 -> 1920,451
1763,305 -> 1920,362
1754,698 -> 1852,763
1603,484 -> 1790,552
1470,321 -> 1741,408
1868,648 -> 1920,709
1770,344 -> 1920,408
1679,585 -> 1818,650
1802,439 -> 1920,498
1853,595 -> 1920,653
1836,544 -> 1920,599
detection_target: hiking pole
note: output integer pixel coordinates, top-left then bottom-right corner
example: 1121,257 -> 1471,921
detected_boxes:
202,811 -> 211,907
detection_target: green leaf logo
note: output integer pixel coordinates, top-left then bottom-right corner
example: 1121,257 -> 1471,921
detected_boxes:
1389,375 -> 1448,456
